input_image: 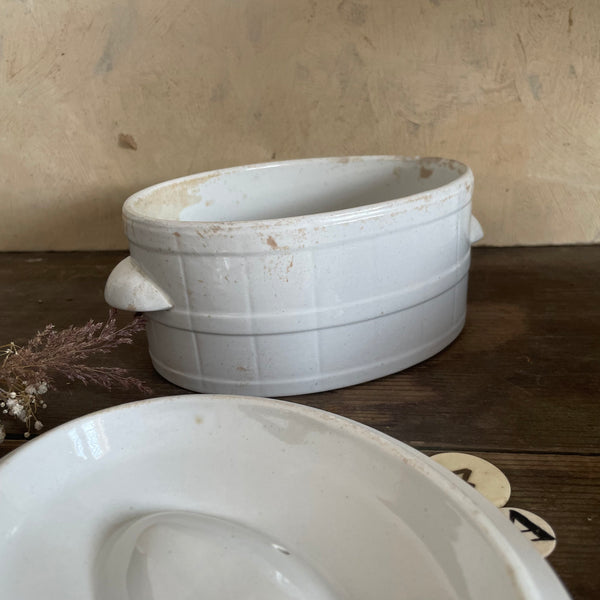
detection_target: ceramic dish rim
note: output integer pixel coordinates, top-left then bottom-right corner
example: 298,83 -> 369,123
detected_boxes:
121,155 -> 474,231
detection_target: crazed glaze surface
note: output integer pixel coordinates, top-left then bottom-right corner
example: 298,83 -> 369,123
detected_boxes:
105,156 -> 482,396
0,395 -> 569,599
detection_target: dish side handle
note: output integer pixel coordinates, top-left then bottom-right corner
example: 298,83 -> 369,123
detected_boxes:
470,216 -> 484,244
104,256 -> 173,312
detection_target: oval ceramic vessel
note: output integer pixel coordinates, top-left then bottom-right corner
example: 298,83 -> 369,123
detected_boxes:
105,156 -> 482,396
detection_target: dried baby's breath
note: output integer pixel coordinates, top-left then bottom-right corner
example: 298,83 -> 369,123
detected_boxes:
0,310 -> 149,441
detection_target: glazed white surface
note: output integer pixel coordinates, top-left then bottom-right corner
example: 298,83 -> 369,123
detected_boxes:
105,157 -> 482,396
0,395 -> 569,600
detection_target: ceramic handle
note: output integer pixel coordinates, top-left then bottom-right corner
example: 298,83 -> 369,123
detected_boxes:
469,215 -> 484,244
104,256 -> 173,312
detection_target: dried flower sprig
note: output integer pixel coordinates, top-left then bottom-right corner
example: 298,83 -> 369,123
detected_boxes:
0,310 -> 150,442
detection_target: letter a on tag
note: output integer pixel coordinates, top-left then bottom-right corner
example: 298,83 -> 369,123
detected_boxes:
430,453 -> 511,507
452,468 -> 476,487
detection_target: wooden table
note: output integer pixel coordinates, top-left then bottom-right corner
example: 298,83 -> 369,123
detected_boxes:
1,247 -> 598,598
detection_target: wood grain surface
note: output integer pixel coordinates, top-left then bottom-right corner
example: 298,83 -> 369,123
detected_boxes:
2,1 -> 600,249
0,247 -> 598,597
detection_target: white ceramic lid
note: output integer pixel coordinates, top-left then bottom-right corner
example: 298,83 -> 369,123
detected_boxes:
0,395 -> 570,599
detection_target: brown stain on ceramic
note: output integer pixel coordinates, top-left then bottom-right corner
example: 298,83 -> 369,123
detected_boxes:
336,156 -> 366,165
420,166 -> 433,178
173,231 -> 181,237
128,178 -> 201,219
195,172 -> 221,185
195,415 -> 203,424
267,235 -> 278,249
392,165 -> 405,179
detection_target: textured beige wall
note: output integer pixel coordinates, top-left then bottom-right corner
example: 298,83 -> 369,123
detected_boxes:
1,0 -> 598,249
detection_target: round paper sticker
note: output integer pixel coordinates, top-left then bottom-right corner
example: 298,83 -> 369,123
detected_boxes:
430,452 -> 511,508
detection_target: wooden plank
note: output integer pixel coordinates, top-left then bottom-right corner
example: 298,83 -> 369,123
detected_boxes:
0,439 -> 24,458
0,248 -> 599,454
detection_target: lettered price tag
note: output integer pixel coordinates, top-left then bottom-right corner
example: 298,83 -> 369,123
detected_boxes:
501,507 -> 557,557
430,452 -> 511,507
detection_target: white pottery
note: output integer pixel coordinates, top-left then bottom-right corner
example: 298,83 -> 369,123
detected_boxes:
0,395 -> 569,600
105,156 -> 483,396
